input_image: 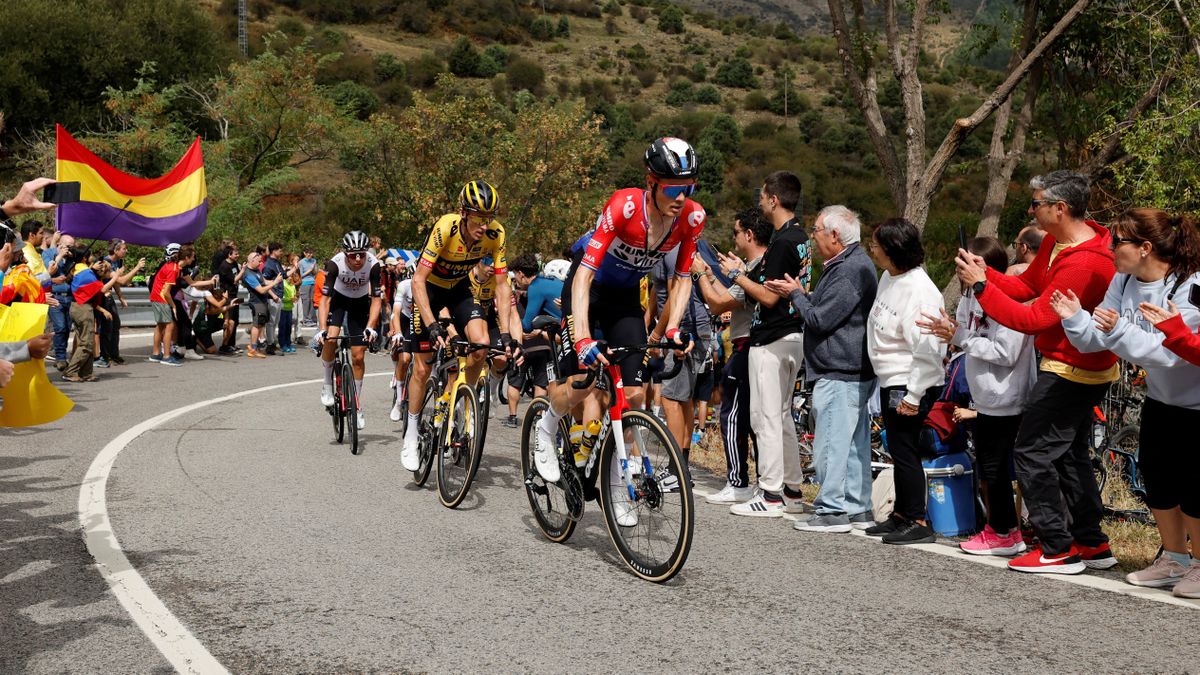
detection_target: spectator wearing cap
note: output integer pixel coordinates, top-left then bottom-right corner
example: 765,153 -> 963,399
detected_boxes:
956,170 -> 1118,574
298,247 -> 318,327
149,243 -> 184,366
766,205 -> 880,534
693,207 -> 769,504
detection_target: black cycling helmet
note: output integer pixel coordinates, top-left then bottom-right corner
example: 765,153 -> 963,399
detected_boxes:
644,137 -> 698,180
342,230 -> 370,252
460,180 -> 499,214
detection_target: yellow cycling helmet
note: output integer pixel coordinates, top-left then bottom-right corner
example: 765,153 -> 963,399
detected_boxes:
459,180 -> 499,214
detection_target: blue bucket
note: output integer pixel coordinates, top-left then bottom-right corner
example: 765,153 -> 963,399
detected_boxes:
923,452 -> 975,537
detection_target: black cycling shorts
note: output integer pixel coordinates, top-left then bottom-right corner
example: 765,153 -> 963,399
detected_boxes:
409,280 -> 486,353
329,292 -> 372,347
556,254 -> 647,387
509,345 -> 552,392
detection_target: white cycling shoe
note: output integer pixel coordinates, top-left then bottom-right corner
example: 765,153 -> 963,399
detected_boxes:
320,384 -> 334,407
401,436 -> 421,472
357,412 -> 365,430
533,420 -> 561,483
389,401 -> 403,422
610,485 -> 639,527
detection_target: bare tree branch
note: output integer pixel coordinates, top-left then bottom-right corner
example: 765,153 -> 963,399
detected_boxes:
1081,62 -> 1177,177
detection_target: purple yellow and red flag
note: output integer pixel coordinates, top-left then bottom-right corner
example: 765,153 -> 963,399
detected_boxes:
54,124 -> 207,246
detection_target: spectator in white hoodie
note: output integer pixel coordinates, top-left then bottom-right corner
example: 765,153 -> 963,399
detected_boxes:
1050,208 -> 1200,597
920,236 -> 1037,555
862,218 -> 946,545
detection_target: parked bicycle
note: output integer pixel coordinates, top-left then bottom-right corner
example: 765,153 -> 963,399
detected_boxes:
520,323 -> 694,583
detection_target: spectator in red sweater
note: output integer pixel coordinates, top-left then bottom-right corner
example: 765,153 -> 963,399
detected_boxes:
955,170 -> 1118,576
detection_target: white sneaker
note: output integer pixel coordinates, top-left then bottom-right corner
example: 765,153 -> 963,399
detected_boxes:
320,384 -> 334,407
730,490 -> 784,518
610,485 -> 639,526
401,436 -> 421,471
390,401 -> 403,422
783,492 -> 813,514
357,411 -> 365,430
185,350 -> 205,361
534,420 -> 561,483
705,484 -> 754,505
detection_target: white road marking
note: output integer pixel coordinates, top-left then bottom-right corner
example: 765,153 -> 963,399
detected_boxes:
692,486 -> 1200,610
79,372 -> 391,674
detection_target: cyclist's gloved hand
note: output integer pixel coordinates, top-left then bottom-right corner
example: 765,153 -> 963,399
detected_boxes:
575,338 -> 603,367
428,322 -> 447,347
501,332 -> 524,366
665,328 -> 693,355
311,330 -> 326,356
389,333 -> 405,349
363,327 -> 378,344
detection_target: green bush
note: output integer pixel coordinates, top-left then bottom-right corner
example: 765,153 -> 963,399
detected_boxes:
694,85 -> 720,104
634,65 -> 658,87
557,16 -> 570,37
329,80 -> 380,120
375,53 -> 405,82
715,57 -> 758,88
743,91 -> 770,111
665,80 -> 694,106
407,52 -> 444,88
506,57 -> 545,92
689,61 -> 707,82
699,114 -> 741,156
658,5 -> 684,34
447,37 -> 482,77
530,16 -> 556,40
603,0 -> 622,14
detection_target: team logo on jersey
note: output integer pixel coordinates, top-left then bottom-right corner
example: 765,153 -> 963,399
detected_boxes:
623,200 -> 637,220
689,210 -> 705,228
609,240 -> 668,270
588,239 -> 603,250
486,227 -> 500,240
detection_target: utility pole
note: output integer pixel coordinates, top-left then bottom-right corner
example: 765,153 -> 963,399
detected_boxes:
784,67 -> 789,123
238,0 -> 248,57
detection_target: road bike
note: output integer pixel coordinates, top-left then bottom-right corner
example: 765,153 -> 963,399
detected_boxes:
324,334 -> 362,456
409,324 -> 507,508
521,327 -> 694,583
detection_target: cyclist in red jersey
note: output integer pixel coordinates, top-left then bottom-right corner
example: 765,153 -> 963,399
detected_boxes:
534,138 -> 705,487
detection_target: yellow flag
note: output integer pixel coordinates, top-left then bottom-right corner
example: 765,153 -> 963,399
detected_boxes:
0,303 -> 74,427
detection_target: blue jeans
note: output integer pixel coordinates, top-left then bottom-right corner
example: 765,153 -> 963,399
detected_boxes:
49,294 -> 73,360
812,378 -> 876,516
278,308 -> 293,349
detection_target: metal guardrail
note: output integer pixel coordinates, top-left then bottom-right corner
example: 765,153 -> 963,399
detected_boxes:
115,287 -> 250,327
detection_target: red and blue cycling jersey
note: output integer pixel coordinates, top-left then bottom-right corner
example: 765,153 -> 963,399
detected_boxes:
572,188 -> 706,288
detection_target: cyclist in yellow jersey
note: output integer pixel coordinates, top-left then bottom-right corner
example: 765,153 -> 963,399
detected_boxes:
402,180 -> 522,468
470,254 -> 523,409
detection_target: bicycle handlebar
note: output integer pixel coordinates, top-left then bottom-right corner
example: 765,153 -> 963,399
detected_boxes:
570,337 -> 693,390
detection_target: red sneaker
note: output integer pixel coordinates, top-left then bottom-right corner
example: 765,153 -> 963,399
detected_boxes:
1074,541 -> 1119,570
1008,547 -> 1086,575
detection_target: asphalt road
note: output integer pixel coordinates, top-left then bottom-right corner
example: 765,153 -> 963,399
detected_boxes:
3,331 -> 1197,673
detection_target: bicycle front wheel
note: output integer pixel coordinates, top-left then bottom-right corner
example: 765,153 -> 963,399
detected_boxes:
476,373 -> 491,453
412,384 -> 437,487
519,397 -> 577,543
332,365 -> 345,444
343,362 -> 360,455
598,409 -> 694,583
437,382 -> 482,508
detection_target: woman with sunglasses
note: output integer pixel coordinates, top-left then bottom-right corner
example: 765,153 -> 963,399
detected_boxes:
1050,209 -> 1200,597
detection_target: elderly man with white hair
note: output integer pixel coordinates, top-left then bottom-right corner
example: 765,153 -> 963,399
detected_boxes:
765,205 -> 880,533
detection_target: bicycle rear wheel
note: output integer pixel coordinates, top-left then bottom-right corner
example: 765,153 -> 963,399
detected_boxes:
332,363 -> 345,444
476,373 -> 491,453
342,362 -> 360,455
438,382 -> 482,508
520,397 -> 577,543
597,409 -> 694,583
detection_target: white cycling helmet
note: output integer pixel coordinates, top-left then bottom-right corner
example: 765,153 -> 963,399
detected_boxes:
542,258 -> 570,282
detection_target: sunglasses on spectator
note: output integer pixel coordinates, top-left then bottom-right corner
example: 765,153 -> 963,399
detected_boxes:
1029,199 -> 1062,210
658,183 -> 697,199
1110,235 -> 1145,249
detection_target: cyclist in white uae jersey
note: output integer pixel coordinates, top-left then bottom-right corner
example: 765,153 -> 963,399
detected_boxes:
316,231 -> 383,430
388,262 -> 415,421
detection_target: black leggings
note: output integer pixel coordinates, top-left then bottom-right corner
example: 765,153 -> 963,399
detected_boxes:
973,412 -> 1022,533
880,386 -> 932,522
1140,397 -> 1200,517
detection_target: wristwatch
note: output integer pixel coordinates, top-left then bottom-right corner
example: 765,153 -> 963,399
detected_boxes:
728,268 -> 743,282
972,280 -> 986,295
691,271 -> 703,282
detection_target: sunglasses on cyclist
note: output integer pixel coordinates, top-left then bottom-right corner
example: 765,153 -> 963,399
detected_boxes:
346,251 -> 367,261
657,183 -> 697,199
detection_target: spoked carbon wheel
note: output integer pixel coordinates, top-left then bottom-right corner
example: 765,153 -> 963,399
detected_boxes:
343,362 -> 360,455
437,383 -> 482,508
412,385 -> 437,487
520,397 -> 577,543
597,409 -> 694,583
476,374 -> 491,455
331,367 -> 345,444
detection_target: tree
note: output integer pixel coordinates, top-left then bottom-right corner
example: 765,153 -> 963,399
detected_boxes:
658,6 -> 684,34
557,16 -> 571,38
825,0 -> 1093,230
530,16 -> 556,41
696,139 -> 725,194
714,57 -> 758,88
506,57 -> 545,93
699,114 -> 741,156
448,37 -> 483,77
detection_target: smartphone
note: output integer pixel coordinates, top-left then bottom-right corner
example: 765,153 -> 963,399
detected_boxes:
1191,284 -> 1200,307
43,181 -> 81,204
957,224 -> 968,252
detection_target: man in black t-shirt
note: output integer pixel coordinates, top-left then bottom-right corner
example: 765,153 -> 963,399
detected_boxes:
215,244 -> 245,354
717,170 -> 811,518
